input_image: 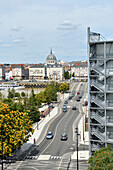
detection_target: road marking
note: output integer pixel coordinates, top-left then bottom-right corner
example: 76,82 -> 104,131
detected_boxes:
40,107 -> 71,155
51,156 -> 62,160
26,156 -> 38,160
38,155 -> 51,160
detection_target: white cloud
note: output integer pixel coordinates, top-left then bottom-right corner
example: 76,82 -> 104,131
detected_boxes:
1,44 -> 13,47
11,26 -> 23,32
13,39 -> 22,43
57,20 -> 80,30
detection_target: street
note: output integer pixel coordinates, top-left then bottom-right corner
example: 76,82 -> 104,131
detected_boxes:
7,82 -> 89,170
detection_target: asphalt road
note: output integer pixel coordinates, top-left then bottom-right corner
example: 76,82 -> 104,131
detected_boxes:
7,82 -> 88,170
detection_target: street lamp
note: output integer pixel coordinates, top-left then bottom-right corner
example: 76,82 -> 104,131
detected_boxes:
75,127 -> 80,170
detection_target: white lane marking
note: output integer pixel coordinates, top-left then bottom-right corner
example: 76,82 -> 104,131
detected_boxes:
40,108 -> 70,155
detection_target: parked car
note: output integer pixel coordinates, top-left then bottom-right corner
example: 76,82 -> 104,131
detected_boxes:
72,106 -> 76,110
77,92 -> 80,95
61,133 -> 68,140
46,131 -> 53,139
64,101 -> 68,104
78,96 -> 82,99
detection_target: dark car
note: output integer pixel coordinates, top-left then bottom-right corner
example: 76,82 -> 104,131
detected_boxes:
69,96 -> 72,100
72,106 -> 76,110
63,108 -> 67,112
76,98 -> 80,102
46,131 -> 53,139
64,101 -> 68,104
61,133 -> 68,140
78,96 -> 82,99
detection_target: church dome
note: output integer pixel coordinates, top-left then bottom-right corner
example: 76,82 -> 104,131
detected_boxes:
46,49 -> 57,64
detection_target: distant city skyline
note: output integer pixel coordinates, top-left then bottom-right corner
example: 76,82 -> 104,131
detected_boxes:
0,0 -> 113,64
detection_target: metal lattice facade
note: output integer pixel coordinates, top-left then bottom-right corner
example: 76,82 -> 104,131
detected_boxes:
88,27 -> 113,156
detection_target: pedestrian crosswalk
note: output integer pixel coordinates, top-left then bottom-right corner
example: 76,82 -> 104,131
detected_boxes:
50,156 -> 62,160
26,155 -> 38,160
25,155 -> 62,160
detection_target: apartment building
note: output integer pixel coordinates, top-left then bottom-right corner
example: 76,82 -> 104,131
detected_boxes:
88,27 -> 113,156
71,62 -> 88,81
0,64 -> 5,80
47,64 -> 64,80
29,65 -> 45,80
11,64 -> 25,80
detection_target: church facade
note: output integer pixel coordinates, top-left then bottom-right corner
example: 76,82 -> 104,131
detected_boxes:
29,49 -> 64,80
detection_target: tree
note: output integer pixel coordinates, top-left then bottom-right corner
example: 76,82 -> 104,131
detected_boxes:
88,145 -> 113,169
0,102 -> 34,157
72,72 -> 75,77
15,92 -> 20,98
44,83 -> 58,104
59,82 -> 69,94
64,71 -> 69,79
27,88 -> 39,122
35,91 -> 45,106
21,92 -> 25,98
7,88 -> 15,98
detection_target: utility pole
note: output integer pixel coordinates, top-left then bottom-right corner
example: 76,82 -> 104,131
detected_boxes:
75,127 -> 80,170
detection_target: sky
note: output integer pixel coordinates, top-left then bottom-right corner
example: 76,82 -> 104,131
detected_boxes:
0,0 -> 113,64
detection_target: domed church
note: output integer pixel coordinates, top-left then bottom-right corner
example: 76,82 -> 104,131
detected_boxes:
46,48 -> 57,65
46,49 -> 64,80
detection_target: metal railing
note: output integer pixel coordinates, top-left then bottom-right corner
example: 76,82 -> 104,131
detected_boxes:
91,80 -> 104,92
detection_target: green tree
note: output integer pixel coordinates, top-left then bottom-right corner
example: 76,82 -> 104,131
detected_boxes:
88,145 -> 113,169
7,88 -> 15,98
2,98 -> 13,106
72,72 -> 75,77
15,92 -> 20,98
27,89 -> 39,122
44,83 -> 58,104
0,92 -> 3,102
35,91 -> 46,106
21,92 -> 25,98
0,102 -> 34,157
59,82 -> 69,94
64,71 -> 69,79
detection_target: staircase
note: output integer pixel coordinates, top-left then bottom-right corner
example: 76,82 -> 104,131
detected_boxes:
91,128 -> 105,141
91,97 -> 104,108
91,112 -> 105,125
91,80 -> 104,92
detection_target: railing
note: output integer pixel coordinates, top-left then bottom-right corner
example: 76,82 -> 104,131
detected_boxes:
91,96 -> 104,108
91,80 -> 104,92
91,64 -> 104,75
91,143 -> 101,151
91,128 -> 105,141
91,112 -> 105,125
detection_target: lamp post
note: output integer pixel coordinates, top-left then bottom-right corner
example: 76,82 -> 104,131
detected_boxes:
75,127 -> 80,170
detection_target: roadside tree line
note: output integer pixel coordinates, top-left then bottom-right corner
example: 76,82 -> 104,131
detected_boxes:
0,82 -> 69,157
